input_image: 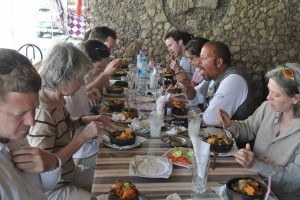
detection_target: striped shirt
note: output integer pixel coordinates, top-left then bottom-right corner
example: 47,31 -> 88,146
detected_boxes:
28,89 -> 75,189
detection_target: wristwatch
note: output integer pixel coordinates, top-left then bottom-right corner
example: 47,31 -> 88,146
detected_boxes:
78,115 -> 86,126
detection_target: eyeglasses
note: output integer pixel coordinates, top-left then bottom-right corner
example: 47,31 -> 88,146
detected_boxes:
0,54 -> 31,75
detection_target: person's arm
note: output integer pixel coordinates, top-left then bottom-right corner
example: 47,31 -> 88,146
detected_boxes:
85,72 -> 110,91
203,74 -> 248,126
86,59 -> 121,91
175,70 -> 196,99
28,107 -> 104,165
53,122 -> 103,164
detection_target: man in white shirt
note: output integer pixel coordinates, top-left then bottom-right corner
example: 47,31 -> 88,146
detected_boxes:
0,48 -> 61,200
176,41 -> 255,126
164,30 -> 195,78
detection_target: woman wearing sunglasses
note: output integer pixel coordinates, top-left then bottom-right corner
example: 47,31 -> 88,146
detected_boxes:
218,63 -> 300,199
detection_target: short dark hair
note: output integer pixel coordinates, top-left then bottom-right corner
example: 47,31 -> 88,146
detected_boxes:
0,48 -> 41,102
89,26 -> 117,42
185,38 -> 209,56
82,40 -> 110,62
164,30 -> 194,45
204,41 -> 231,65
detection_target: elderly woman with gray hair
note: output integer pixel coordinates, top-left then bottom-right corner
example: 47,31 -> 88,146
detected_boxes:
27,42 -> 110,200
218,63 -> 300,199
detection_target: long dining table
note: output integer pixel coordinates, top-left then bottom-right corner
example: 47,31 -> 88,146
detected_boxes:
90,82 -> 276,199
90,136 -> 267,200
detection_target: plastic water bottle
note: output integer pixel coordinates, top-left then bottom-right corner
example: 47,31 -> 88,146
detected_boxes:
136,50 -> 146,68
138,58 -> 149,80
137,58 -> 149,94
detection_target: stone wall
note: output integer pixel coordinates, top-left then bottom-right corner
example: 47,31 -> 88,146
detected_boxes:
90,0 -> 300,107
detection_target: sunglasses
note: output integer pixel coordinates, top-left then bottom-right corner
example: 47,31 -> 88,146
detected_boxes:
282,66 -> 295,80
282,65 -> 300,93
0,54 -> 31,75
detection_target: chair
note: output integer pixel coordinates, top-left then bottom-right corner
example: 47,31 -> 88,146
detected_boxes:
18,44 -> 43,63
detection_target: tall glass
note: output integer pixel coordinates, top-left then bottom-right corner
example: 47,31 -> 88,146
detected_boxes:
149,111 -> 163,138
192,154 -> 210,193
188,113 -> 201,138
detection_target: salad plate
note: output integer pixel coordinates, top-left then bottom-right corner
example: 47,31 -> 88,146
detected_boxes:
163,147 -> 194,169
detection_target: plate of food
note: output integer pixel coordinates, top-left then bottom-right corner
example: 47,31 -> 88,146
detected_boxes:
111,113 -> 132,124
114,69 -> 127,77
104,85 -> 126,96
129,156 -> 173,179
103,129 -> 147,150
161,135 -> 189,147
226,177 -> 266,200
170,99 -> 189,117
204,128 -> 238,156
163,147 -> 194,169
96,180 -> 148,200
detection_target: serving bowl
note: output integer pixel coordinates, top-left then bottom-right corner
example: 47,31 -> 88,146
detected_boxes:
109,128 -> 136,146
108,100 -> 125,112
122,108 -> 138,119
106,85 -> 124,94
170,99 -> 189,116
226,177 -> 266,200
108,180 -> 139,200
205,135 -> 233,153
114,69 -> 127,77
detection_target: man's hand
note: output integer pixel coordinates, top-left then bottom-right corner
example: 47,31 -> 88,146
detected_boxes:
175,70 -> 191,87
79,121 -> 105,142
11,147 -> 58,173
234,143 -> 255,168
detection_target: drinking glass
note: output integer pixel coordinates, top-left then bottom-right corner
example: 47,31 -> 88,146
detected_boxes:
149,111 -> 163,138
192,154 -> 210,193
188,113 -> 201,138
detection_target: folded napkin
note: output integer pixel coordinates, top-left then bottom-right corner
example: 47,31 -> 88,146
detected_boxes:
156,94 -> 170,115
191,138 -> 210,179
166,193 -> 182,200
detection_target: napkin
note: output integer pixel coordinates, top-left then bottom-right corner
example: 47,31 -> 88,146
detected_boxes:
191,137 -> 210,179
156,94 -> 170,115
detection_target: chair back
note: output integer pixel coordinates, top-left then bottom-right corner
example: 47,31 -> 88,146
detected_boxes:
18,44 -> 43,63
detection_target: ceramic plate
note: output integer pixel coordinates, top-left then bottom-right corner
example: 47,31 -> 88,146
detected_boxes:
163,147 -> 193,169
103,135 -> 147,150
129,156 -> 173,178
96,193 -> 148,200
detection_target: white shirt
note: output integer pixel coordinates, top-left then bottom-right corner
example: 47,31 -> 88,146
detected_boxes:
180,57 -> 195,78
190,74 -> 248,126
188,80 -> 214,106
64,86 -> 99,159
0,139 -> 61,200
